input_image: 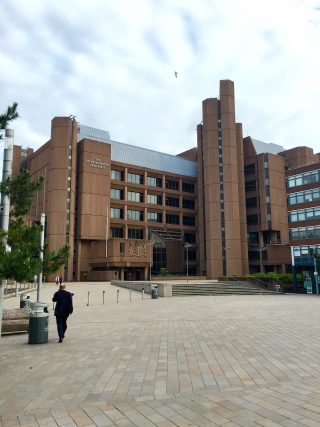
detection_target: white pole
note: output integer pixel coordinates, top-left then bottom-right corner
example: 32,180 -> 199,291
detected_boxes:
37,213 -> 45,302
290,246 -> 295,266
0,129 -> 13,339
314,256 -> 319,296
149,241 -> 152,281
184,243 -> 191,283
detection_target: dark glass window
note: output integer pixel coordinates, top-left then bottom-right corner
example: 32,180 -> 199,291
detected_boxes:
183,216 -> 195,226
183,199 -> 195,209
128,228 -> 144,239
247,214 -> 259,225
182,182 -> 195,193
184,233 -> 196,243
246,197 -> 257,208
248,232 -> 259,243
166,214 -> 180,224
111,227 -> 124,238
185,249 -> 196,261
245,180 -> 257,191
244,163 -> 256,175
166,179 -> 179,190
166,197 -> 179,207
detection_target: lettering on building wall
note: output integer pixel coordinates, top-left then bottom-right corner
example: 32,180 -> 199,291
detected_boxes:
128,241 -> 147,257
86,157 -> 108,169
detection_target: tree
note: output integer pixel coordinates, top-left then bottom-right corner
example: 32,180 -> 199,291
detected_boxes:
0,171 -> 69,282
0,102 -> 19,138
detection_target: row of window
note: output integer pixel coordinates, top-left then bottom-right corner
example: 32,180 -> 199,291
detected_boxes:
290,226 -> 320,240
111,189 -> 195,208
111,227 -> 196,243
287,169 -> 320,188
288,187 -> 320,206
292,245 -> 320,258
111,169 -> 195,192
111,207 -> 196,225
289,207 -> 320,223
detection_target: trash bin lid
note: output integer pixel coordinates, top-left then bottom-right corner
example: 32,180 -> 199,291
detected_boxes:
30,302 -> 49,312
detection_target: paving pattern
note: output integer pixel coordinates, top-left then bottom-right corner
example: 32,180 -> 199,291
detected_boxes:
1,282 -> 320,426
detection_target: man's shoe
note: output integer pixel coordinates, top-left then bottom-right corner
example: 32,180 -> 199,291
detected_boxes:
59,337 -> 63,343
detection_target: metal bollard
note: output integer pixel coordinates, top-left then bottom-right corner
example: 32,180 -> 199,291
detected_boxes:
142,288 -> 144,300
103,290 -> 105,304
129,288 -> 132,302
117,289 -> 119,303
87,291 -> 90,306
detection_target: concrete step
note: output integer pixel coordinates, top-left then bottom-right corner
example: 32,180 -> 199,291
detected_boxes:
172,281 -> 276,296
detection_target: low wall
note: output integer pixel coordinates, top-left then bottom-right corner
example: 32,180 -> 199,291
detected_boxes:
2,308 -> 30,335
111,281 -> 172,297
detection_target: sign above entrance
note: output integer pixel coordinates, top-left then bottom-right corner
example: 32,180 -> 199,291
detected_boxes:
86,157 -> 108,169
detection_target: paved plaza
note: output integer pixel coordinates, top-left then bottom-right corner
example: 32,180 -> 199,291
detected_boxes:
1,282 -> 320,426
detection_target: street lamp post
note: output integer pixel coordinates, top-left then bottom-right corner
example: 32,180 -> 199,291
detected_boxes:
184,242 -> 191,283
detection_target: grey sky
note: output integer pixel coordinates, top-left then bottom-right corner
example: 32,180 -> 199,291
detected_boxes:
0,0 -> 319,156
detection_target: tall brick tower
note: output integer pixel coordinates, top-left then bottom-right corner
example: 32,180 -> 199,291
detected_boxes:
197,80 -> 248,278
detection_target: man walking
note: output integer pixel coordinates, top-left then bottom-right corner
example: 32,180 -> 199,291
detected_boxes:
52,284 -> 73,343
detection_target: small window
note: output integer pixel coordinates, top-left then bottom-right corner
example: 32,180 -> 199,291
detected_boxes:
128,172 -> 143,184
183,199 -> 195,209
166,214 -> 180,224
128,228 -> 144,239
147,176 -> 162,187
247,214 -> 258,225
166,179 -> 179,190
127,210 -> 143,221
244,163 -> 256,175
245,180 -> 256,191
111,207 -> 123,219
111,170 -> 124,181
111,227 -> 124,238
166,197 -> 179,207
120,242 -> 125,255
182,182 -> 195,193
183,216 -> 195,226
111,188 -> 124,200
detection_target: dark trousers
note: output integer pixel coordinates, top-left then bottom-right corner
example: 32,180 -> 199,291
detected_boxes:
55,315 -> 68,339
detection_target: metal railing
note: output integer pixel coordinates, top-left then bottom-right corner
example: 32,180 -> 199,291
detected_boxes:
220,275 -> 282,292
3,280 -> 37,298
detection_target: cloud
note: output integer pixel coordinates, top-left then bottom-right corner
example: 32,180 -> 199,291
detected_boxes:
0,0 -> 319,158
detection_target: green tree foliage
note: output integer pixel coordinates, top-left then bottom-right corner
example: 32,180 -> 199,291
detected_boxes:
0,171 -> 69,282
0,102 -> 19,138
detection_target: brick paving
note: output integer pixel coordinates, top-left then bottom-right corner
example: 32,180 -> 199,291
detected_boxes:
1,282 -> 320,426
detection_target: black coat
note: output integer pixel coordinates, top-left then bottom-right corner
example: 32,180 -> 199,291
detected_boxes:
52,289 -> 73,317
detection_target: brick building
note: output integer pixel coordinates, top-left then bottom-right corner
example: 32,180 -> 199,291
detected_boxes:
11,80 -> 320,282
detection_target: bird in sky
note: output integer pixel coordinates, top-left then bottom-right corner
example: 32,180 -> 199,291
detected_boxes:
174,71 -> 178,78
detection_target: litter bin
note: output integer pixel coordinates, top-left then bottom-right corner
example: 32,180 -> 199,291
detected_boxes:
28,302 -> 49,344
151,284 -> 158,299
20,293 -> 30,308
